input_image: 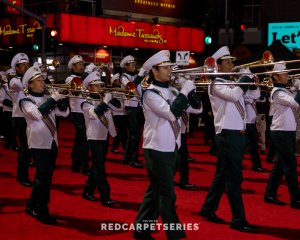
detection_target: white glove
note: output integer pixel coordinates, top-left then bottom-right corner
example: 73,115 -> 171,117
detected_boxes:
51,91 -> 67,101
103,93 -> 112,104
176,77 -> 188,86
180,80 -> 196,96
293,79 -> 300,90
111,73 -> 120,82
138,68 -> 147,77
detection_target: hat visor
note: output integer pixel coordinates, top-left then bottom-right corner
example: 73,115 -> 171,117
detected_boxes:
220,56 -> 236,61
74,60 -> 85,65
89,80 -> 104,85
17,60 -> 29,65
31,73 -> 46,82
268,69 -> 291,75
156,62 -> 177,67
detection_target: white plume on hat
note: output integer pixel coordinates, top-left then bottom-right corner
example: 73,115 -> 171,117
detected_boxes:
142,50 -> 176,71
120,55 -> 135,68
11,53 -> 29,70
212,46 -> 236,62
22,65 -> 44,89
68,55 -> 84,69
83,71 -> 104,88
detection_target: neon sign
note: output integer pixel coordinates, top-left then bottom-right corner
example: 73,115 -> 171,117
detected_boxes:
109,26 -> 166,44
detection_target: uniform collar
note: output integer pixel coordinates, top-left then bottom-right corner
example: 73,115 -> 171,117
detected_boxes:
273,83 -> 287,88
152,79 -> 169,88
124,71 -> 135,76
28,88 -> 44,97
89,93 -> 101,99
71,71 -> 83,77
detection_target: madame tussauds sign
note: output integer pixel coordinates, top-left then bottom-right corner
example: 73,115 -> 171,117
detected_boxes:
109,25 -> 166,44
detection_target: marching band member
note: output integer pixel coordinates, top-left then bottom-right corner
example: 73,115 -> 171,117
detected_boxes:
66,55 -> 90,175
119,55 -> 147,168
2,69 -> 18,151
10,53 -> 32,187
0,71 -> 5,139
241,69 -> 265,172
81,71 -> 117,207
110,73 -> 128,154
264,63 -> 300,209
21,65 -> 69,224
199,46 -> 257,232
175,77 -> 203,190
133,50 -> 196,240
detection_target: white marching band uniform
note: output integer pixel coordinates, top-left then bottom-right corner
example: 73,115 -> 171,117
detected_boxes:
21,94 -> 69,149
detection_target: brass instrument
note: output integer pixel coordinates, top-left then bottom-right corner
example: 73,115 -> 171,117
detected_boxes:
46,83 -> 141,101
234,50 -> 274,70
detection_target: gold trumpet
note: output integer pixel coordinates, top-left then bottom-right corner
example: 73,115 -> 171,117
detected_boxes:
234,50 -> 274,70
46,84 -> 140,100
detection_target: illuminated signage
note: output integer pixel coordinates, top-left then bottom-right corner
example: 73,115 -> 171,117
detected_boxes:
101,0 -> 199,20
0,14 -> 204,53
108,26 -> 166,44
0,21 -> 41,38
268,22 -> 300,51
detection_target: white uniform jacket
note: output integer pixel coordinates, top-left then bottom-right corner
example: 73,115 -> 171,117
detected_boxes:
269,87 -> 299,131
0,85 -> 5,108
2,83 -> 13,112
20,95 -> 70,149
81,99 -> 117,140
244,88 -> 260,124
65,75 -> 85,113
9,76 -> 26,117
142,84 -> 182,151
120,73 -> 142,107
208,78 -> 246,134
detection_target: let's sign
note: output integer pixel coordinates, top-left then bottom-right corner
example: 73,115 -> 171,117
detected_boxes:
268,22 -> 300,51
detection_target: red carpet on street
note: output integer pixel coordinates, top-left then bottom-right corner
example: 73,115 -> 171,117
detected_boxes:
0,119 -> 300,240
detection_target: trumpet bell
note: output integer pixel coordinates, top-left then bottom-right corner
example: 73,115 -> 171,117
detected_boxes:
235,50 -> 274,70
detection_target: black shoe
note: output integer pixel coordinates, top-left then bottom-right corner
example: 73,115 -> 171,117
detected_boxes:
37,213 -> 57,225
101,199 -> 116,207
111,148 -> 121,154
230,221 -> 258,232
25,207 -> 38,218
130,162 -> 144,168
81,171 -> 90,176
132,230 -> 155,240
266,158 -> 275,163
19,180 -> 33,187
187,157 -> 196,162
290,201 -> 300,209
199,209 -> 225,224
209,150 -> 218,156
260,150 -> 267,154
81,192 -> 97,202
252,167 -> 266,172
264,196 -> 286,206
28,161 -> 35,167
12,146 -> 19,152
179,182 -> 196,190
